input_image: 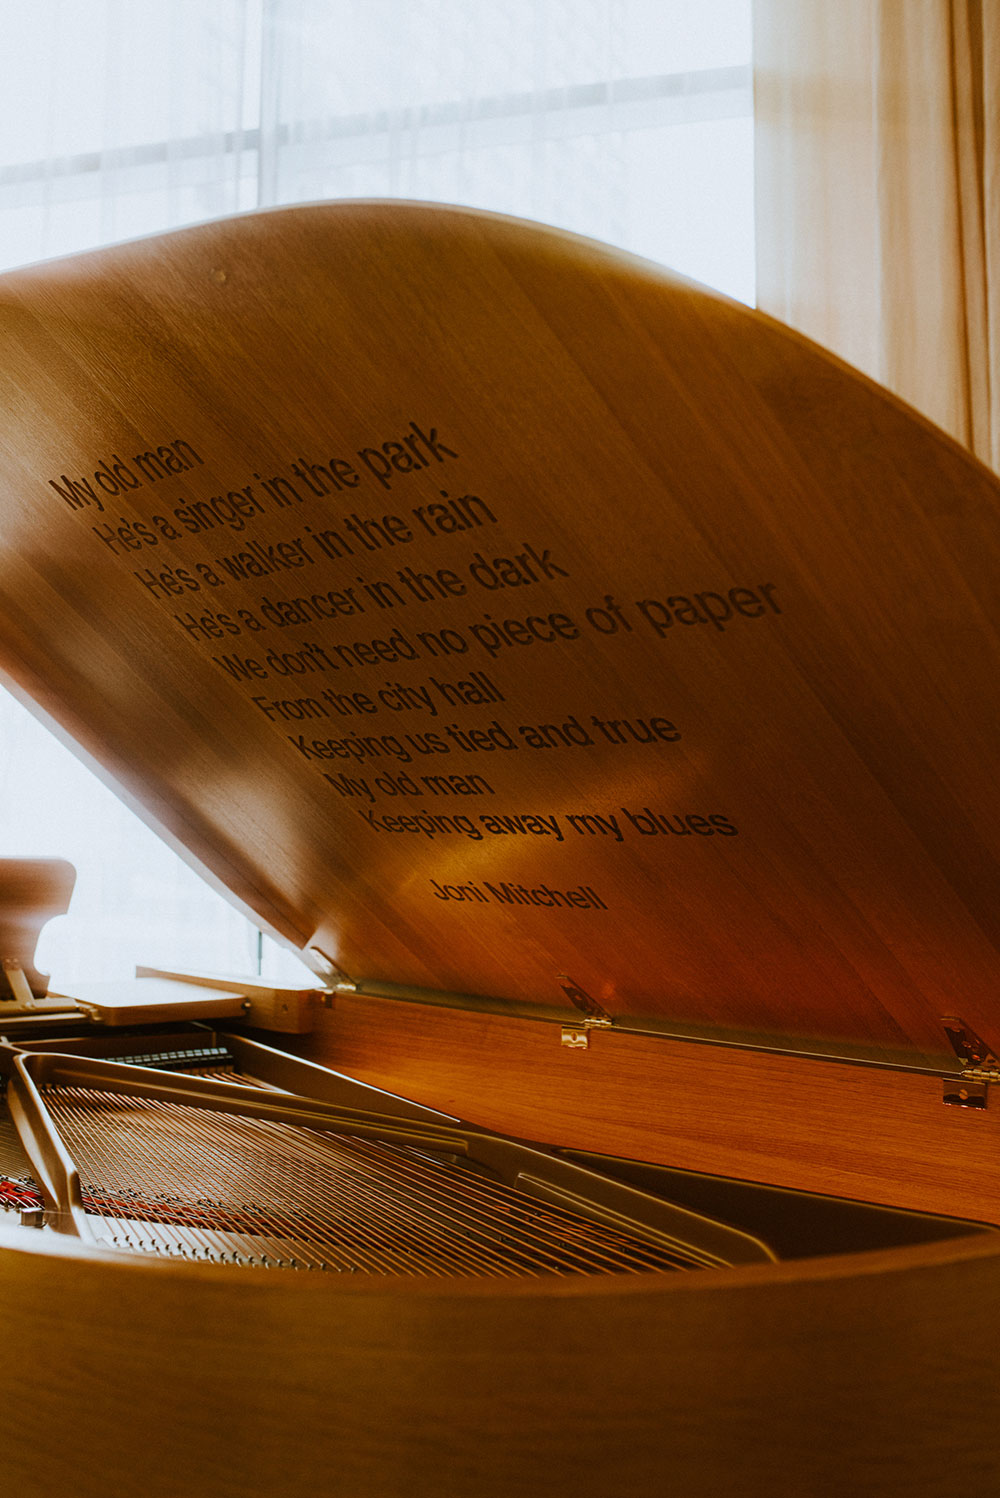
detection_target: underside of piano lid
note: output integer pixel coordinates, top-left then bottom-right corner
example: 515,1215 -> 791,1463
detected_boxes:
1,199 -> 1000,1074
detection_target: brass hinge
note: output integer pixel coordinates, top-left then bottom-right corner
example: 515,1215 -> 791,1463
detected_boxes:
941,1017 -> 1000,1108
560,1016 -> 614,1050
559,974 -> 615,1048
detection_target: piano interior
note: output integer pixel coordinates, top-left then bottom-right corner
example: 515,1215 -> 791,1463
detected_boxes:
3,200 -> 1000,1494
2,1022 -> 991,1275
3,1012 -> 994,1282
3,1028 -> 781,1275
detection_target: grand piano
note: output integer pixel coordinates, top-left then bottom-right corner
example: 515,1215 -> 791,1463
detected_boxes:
2,201 -> 1000,1495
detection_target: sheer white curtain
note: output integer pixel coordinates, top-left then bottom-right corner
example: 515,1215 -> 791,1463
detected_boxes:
256,0 -> 753,297
0,0 -> 753,985
754,0 -> 1000,471
0,3 -> 268,986
0,0 -> 753,292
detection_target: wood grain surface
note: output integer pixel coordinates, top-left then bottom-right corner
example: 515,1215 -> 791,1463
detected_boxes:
0,858 -> 75,997
291,994 -> 1000,1224
3,203 -> 1000,1060
4,1223 -> 1000,1497
6,204 -> 1000,1495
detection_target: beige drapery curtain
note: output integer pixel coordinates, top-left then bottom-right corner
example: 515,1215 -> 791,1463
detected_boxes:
754,0 -> 1000,470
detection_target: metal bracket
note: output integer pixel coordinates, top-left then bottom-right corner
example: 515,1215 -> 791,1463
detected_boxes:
558,974 -> 613,1023
942,1077 -> 989,1109
941,1017 -> 1000,1107
560,1017 -> 614,1051
558,975 -> 614,1050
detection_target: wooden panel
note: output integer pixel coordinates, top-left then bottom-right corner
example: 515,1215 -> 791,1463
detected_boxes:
4,1223 -> 1000,1496
293,995 -> 1000,1224
3,205 -> 1000,1059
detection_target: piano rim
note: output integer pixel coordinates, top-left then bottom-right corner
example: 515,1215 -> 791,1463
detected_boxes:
5,1152 -> 999,1497
3,1197 -> 998,1294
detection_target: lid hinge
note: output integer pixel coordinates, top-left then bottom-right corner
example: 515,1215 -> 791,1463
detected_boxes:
558,975 -> 614,1050
941,1017 -> 1000,1108
560,1016 -> 614,1050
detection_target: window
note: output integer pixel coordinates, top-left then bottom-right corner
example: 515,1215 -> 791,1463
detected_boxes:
0,0 -> 753,985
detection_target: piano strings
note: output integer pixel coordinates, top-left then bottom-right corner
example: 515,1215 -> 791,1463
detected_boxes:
30,1080 -> 714,1277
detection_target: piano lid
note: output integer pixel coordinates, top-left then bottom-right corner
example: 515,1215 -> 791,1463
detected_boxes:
1,200 -> 1000,1065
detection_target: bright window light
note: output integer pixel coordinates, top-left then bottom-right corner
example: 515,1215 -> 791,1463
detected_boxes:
0,0 -> 754,987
